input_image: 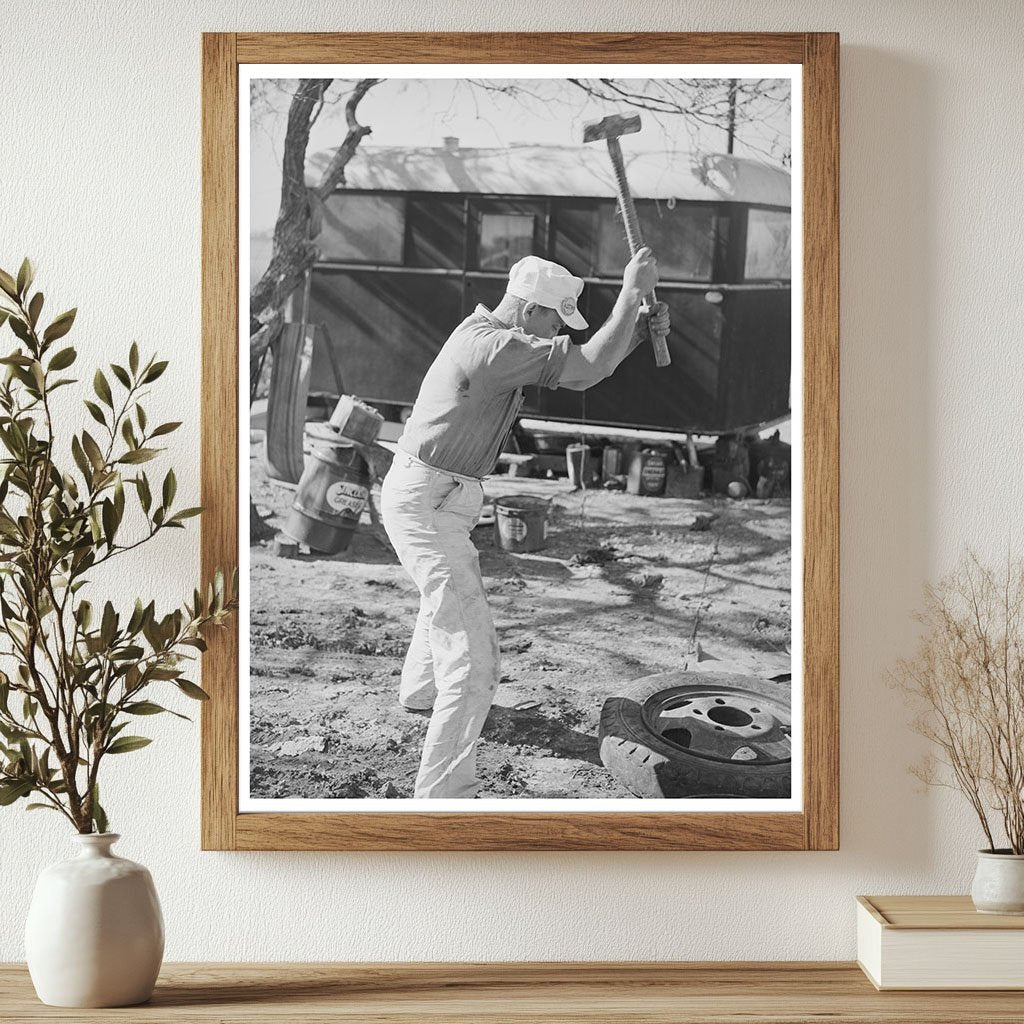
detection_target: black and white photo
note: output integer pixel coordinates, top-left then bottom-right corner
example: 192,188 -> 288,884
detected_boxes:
241,65 -> 800,811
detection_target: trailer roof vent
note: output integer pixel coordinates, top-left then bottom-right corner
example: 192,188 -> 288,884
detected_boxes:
442,136 -> 460,153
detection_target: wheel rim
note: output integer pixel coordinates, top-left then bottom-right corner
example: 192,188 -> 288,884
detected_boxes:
642,684 -> 790,765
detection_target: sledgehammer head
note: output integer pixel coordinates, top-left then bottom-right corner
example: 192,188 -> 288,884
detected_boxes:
583,112 -> 642,144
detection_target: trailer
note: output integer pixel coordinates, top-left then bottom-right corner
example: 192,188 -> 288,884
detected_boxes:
256,141 -> 792,478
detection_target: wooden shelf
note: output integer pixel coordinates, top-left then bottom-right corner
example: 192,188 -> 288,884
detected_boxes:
3,962 -> 1024,1022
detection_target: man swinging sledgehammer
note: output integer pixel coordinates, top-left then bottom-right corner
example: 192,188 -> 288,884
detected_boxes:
380,250 -> 670,798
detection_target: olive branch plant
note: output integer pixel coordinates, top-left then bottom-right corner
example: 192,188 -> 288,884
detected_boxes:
0,259 -> 236,834
895,552 -> 1024,854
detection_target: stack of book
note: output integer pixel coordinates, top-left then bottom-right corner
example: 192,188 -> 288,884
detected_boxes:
857,895 -> 1024,990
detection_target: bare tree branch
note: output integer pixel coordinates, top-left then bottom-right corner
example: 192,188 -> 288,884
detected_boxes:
895,552 -> 1024,853
248,78 -> 381,383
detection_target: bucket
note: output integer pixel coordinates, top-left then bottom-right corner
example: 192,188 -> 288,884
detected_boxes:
493,495 -> 550,553
565,443 -> 591,489
284,438 -> 370,554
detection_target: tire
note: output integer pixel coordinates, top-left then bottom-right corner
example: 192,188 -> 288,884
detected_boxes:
598,670 -> 791,799
265,323 -> 315,484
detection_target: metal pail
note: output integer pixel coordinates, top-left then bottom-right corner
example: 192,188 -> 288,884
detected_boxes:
493,495 -> 550,553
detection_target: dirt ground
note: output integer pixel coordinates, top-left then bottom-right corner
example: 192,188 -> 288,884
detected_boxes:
248,450 -> 791,800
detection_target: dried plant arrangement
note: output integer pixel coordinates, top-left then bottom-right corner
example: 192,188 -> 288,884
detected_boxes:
895,552 -> 1024,854
0,259 -> 236,833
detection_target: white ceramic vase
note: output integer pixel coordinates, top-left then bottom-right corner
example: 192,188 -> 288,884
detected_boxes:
25,833 -> 164,1007
971,850 -> 1024,915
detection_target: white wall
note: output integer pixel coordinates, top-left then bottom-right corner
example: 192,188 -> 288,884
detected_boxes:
1,0 -> 1021,961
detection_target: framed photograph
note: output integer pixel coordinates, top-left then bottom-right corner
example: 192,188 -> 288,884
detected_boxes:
201,32 -> 838,850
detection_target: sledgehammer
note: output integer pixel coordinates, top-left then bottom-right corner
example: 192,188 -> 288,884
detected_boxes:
583,112 -> 671,367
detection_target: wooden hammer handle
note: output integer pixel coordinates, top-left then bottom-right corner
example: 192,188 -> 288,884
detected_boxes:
606,138 -> 671,368
644,290 -> 672,368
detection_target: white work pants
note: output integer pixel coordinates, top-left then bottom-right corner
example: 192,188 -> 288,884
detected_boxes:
380,452 -> 499,799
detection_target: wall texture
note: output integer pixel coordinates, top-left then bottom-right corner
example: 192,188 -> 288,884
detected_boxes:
1,0 -> 1022,961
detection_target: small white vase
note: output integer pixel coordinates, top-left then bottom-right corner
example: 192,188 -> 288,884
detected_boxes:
971,849 -> 1024,915
25,833 -> 164,1007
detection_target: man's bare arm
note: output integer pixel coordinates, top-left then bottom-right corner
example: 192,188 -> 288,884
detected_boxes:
558,289 -> 644,391
557,247 -> 661,391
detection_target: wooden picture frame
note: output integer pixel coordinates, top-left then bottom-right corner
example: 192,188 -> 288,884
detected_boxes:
201,32 -> 838,851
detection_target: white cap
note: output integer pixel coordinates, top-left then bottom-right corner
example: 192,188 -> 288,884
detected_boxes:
506,256 -> 588,330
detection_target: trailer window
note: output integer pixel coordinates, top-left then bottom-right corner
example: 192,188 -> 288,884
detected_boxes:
477,213 -> 536,271
744,208 -> 791,280
552,202 -> 598,275
597,202 -> 716,281
406,197 -> 464,269
317,194 -> 405,264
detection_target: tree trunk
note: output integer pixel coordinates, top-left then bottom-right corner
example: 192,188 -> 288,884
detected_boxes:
249,77 -> 379,379
248,78 -> 380,539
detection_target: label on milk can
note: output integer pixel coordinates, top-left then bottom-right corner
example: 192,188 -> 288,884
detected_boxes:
641,454 -> 666,493
506,515 -> 528,541
325,480 -> 369,515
